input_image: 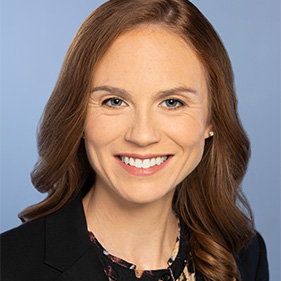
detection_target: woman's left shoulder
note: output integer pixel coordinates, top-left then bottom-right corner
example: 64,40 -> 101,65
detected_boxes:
236,232 -> 269,281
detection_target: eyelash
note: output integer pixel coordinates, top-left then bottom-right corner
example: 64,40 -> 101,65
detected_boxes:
102,97 -> 127,108
159,98 -> 185,109
102,97 -> 185,109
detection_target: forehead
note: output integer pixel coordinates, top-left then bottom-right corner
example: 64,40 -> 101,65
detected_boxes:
91,25 -> 207,97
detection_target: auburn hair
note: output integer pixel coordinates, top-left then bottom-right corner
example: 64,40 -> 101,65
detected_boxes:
19,0 -> 255,280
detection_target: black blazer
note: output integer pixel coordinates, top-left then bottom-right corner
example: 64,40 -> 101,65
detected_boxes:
1,194 -> 269,281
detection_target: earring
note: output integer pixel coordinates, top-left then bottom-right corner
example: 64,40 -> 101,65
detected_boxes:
209,131 -> 214,137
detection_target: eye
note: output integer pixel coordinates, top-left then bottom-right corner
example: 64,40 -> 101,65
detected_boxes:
160,98 -> 184,109
102,97 -> 127,108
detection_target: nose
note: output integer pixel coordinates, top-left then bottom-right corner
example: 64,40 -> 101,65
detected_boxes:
124,109 -> 160,147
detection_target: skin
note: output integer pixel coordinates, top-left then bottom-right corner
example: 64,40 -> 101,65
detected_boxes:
83,25 -> 211,270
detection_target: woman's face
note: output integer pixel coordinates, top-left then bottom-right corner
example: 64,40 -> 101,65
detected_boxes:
84,26 -> 211,204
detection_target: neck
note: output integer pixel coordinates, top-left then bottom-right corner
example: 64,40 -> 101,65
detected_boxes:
83,181 -> 178,270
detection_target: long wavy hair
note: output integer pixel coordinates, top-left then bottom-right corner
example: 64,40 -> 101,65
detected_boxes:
19,0 -> 255,280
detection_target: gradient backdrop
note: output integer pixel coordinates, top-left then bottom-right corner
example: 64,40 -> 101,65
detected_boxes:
1,0 -> 280,279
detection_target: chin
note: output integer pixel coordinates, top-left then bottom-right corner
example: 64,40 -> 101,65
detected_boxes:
115,184 -> 176,206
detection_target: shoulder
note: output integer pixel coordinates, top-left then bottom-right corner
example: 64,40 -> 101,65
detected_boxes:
236,232 -> 269,281
1,217 -> 45,250
0,194 -> 102,281
0,217 -> 56,281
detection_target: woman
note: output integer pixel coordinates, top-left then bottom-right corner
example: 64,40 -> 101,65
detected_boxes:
1,0 -> 269,280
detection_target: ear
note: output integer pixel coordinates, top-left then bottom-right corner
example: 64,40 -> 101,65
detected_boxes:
204,124 -> 214,139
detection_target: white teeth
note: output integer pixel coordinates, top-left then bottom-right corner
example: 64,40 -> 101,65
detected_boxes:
135,159 -> 142,168
129,157 -> 134,166
120,156 -> 169,169
155,157 -> 161,165
125,156 -> 129,164
143,159 -> 150,169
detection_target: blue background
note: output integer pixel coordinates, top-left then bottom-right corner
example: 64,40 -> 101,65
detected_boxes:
1,0 -> 280,279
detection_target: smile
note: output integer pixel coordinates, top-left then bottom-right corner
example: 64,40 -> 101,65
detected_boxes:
116,154 -> 172,177
119,156 -> 168,169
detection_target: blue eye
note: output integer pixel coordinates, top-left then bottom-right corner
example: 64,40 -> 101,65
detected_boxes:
103,97 -> 127,107
160,99 -> 184,109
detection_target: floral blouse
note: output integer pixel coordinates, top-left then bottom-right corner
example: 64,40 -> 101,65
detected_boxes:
88,220 -> 195,281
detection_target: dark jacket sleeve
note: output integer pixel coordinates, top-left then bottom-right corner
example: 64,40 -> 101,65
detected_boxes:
236,232 -> 269,281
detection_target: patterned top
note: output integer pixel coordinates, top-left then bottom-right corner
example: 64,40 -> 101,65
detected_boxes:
88,221 -> 195,281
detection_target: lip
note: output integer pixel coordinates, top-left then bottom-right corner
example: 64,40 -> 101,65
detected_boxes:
117,153 -> 169,159
115,154 -> 173,176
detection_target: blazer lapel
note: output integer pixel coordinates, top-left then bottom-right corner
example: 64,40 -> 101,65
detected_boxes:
53,248 -> 107,281
44,194 -> 107,281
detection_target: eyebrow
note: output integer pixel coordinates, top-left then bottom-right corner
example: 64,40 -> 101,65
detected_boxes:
91,85 -> 197,97
91,86 -> 132,98
157,87 -> 197,98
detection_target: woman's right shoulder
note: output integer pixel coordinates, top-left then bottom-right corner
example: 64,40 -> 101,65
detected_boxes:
1,217 -> 45,247
1,217 -> 45,255
1,217 -> 56,281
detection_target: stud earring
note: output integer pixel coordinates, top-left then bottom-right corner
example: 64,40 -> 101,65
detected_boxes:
209,131 -> 214,137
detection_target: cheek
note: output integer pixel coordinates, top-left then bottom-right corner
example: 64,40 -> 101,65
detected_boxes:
83,114 -> 120,173
84,114 -> 122,147
163,114 -> 206,148
175,117 -> 206,172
